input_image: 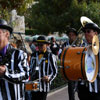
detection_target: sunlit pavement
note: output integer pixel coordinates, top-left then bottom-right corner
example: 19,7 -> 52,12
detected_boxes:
47,86 -> 79,100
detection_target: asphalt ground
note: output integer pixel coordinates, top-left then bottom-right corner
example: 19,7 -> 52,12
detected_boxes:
47,86 -> 79,100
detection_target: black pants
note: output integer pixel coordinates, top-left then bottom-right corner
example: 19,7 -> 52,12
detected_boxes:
31,91 -> 48,100
78,84 -> 100,100
68,81 -> 77,100
25,91 -> 32,100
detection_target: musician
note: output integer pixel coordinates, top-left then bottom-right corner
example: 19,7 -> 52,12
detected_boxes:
0,19 -> 29,100
77,23 -> 100,100
62,28 -> 78,48
30,35 -> 58,100
62,28 -> 78,100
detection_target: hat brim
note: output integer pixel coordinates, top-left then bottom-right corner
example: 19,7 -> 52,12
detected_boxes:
82,27 -> 100,33
0,25 -> 13,34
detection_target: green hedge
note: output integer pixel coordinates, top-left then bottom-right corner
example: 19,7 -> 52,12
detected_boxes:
25,29 -> 40,35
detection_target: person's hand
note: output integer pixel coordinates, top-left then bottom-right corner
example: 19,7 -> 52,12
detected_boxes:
0,65 -> 6,76
42,76 -> 50,82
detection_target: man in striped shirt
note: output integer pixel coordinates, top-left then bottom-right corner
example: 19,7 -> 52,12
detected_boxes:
0,19 -> 29,100
30,35 -> 58,100
77,23 -> 100,100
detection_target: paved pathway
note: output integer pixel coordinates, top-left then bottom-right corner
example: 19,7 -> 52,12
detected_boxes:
47,86 -> 79,100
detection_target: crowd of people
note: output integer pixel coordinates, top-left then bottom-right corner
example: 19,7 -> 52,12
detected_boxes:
0,18 -> 100,100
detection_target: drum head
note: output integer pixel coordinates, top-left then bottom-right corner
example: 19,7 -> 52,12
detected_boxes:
85,49 -> 98,82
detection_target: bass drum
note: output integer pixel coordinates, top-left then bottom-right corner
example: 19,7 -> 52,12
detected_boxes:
60,47 -> 98,82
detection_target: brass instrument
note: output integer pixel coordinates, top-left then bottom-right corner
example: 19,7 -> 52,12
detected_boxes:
72,16 -> 99,55
92,35 -> 99,55
71,16 -> 94,46
81,16 -> 99,55
80,16 -> 93,27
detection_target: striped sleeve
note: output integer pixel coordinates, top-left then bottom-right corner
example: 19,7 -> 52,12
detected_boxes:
49,53 -> 58,83
3,50 -> 29,84
29,55 -> 36,79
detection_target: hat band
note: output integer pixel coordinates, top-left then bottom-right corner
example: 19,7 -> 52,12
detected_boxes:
37,40 -> 47,42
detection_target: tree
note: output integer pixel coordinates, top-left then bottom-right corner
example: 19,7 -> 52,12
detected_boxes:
26,0 -> 86,34
0,0 -> 34,20
83,2 -> 100,25
26,0 -> 70,34
26,0 -> 100,35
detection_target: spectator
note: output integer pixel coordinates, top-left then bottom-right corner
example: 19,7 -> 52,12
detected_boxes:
50,37 -> 59,56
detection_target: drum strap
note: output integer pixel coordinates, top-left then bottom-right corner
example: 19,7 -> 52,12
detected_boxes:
81,48 -> 86,79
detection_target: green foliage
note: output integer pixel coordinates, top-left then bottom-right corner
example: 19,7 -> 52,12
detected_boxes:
1,0 -> 100,36
83,2 -> 100,25
66,0 -> 87,29
25,29 -> 40,35
26,0 -> 69,34
26,0 -> 100,35
0,8 -> 10,21
26,0 -> 85,34
0,0 -> 34,19
25,29 -> 35,35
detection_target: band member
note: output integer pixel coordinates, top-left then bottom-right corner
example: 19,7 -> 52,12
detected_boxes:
30,35 -> 58,100
77,23 -> 100,100
62,28 -> 78,48
62,28 -> 78,100
0,19 -> 29,100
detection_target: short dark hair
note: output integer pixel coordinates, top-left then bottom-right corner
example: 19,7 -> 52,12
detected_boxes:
67,28 -> 77,36
51,37 -> 55,41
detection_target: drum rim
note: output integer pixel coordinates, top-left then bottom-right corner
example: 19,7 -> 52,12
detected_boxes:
85,50 -> 98,82
61,47 -> 69,80
81,47 -> 87,80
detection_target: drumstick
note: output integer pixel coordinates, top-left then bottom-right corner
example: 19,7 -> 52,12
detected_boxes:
26,77 -> 42,83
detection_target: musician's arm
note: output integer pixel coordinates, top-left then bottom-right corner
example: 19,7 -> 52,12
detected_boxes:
3,51 -> 30,84
29,56 -> 36,79
48,53 -> 58,83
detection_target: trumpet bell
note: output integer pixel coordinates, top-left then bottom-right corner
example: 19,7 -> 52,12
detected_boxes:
92,35 -> 99,55
80,16 -> 93,27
